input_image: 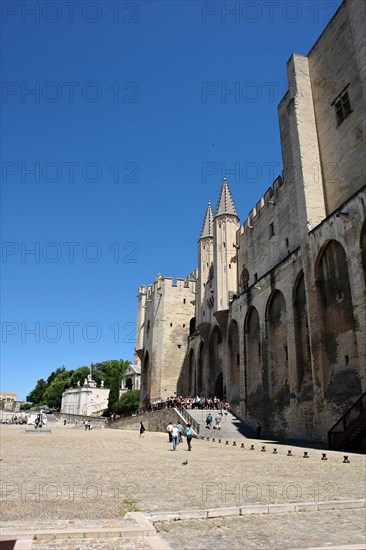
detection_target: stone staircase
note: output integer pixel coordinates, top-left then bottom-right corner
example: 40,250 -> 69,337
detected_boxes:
186,409 -> 256,439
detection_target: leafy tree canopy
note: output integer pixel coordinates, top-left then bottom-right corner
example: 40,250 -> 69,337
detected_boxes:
113,390 -> 140,416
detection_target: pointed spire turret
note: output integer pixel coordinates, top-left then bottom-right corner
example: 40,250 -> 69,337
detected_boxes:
199,201 -> 214,239
215,176 -> 238,218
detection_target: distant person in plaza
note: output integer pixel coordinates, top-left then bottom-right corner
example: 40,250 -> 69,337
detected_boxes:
176,422 -> 183,443
167,421 -> 173,442
256,422 -> 262,438
185,423 -> 193,451
206,413 -> 213,429
84,419 -> 88,431
139,422 -> 145,437
171,424 -> 179,451
214,412 -> 221,430
64,419 -> 67,426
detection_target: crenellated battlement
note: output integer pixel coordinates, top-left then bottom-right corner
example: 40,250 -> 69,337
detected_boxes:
143,274 -> 197,301
240,175 -> 284,234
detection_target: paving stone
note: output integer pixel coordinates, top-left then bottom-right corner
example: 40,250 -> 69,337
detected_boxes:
1,424 -> 365,549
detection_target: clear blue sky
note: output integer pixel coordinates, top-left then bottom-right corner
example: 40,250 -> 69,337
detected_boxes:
1,0 -> 342,400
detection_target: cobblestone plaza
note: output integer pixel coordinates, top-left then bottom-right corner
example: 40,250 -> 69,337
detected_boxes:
0,424 -> 365,548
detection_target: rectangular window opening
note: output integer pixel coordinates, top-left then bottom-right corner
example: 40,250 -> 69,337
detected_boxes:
333,88 -> 352,126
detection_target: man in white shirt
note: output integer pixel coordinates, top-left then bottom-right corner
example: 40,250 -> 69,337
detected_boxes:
167,422 -> 173,443
171,424 -> 179,451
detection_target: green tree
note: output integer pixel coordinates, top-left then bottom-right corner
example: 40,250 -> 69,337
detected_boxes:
107,372 -> 121,413
43,378 -> 70,409
94,359 -> 130,388
26,379 -> 47,405
70,367 -> 90,387
113,390 -> 140,415
47,366 -> 67,385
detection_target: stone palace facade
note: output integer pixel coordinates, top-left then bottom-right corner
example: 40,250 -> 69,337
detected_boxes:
135,0 -> 366,442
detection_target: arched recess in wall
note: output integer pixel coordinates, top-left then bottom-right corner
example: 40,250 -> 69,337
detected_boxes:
227,320 -> 240,405
265,290 -> 290,407
240,267 -> 249,291
361,219 -> 366,288
208,326 -> 223,399
141,351 -> 150,406
197,342 -> 205,396
188,349 -> 196,396
315,240 -> 360,403
293,271 -> 312,398
244,306 -> 261,409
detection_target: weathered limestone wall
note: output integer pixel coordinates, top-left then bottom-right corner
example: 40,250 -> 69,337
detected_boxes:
139,276 -> 196,405
109,408 -> 185,434
307,0 -> 366,214
60,386 -> 110,416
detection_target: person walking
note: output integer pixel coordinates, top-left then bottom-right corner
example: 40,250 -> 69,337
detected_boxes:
256,422 -> 262,438
167,421 -> 173,443
171,424 -> 179,451
177,422 -> 183,443
214,412 -> 222,430
206,412 -> 213,429
185,423 -> 193,451
139,422 -> 145,437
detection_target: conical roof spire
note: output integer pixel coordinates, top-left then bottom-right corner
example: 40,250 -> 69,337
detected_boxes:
215,176 -> 238,218
199,201 -> 214,239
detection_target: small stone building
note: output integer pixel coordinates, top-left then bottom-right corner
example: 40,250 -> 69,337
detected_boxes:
60,374 -> 110,416
121,364 -> 141,393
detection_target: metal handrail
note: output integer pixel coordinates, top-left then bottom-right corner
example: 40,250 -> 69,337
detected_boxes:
176,407 -> 200,435
328,391 -> 366,435
328,391 -> 366,447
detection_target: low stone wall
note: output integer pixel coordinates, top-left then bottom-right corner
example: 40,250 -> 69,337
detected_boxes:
56,411 -> 108,428
109,408 -> 185,434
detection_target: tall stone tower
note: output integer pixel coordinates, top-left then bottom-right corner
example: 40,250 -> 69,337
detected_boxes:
197,201 -> 214,327
213,177 -> 240,316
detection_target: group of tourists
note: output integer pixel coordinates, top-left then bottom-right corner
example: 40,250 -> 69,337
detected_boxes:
205,410 -> 224,430
137,395 -> 230,414
166,421 -> 194,451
